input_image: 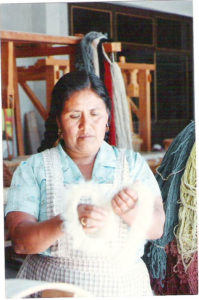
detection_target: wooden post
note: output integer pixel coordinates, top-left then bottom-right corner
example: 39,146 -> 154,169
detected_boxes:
45,65 -> 60,113
138,69 -> 151,151
13,49 -> 25,155
1,42 -> 15,108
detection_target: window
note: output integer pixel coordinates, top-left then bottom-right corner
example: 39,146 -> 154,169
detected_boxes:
157,18 -> 191,49
116,13 -> 153,45
156,52 -> 189,119
71,7 -> 111,37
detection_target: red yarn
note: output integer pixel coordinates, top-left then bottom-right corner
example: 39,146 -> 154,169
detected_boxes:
151,239 -> 198,295
104,60 -> 117,146
187,252 -> 198,294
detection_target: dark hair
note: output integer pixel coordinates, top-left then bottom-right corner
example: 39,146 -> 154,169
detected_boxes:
38,70 -> 111,152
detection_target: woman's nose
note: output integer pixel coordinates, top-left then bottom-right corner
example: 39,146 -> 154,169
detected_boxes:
79,114 -> 90,129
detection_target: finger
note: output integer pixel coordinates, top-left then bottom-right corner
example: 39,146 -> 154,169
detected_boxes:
118,190 -> 135,209
111,198 -> 124,215
84,205 -> 108,217
83,210 -> 107,221
124,187 -> 138,201
79,204 -> 108,217
113,194 -> 129,213
81,217 -> 105,230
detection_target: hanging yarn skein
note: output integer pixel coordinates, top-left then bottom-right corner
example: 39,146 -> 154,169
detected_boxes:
143,121 -> 195,281
102,47 -> 133,149
75,31 -> 108,74
175,142 -> 197,271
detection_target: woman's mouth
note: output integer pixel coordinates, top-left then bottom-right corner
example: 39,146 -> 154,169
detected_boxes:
79,135 -> 93,139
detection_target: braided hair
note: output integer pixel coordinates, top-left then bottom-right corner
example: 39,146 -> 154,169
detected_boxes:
38,70 -> 111,152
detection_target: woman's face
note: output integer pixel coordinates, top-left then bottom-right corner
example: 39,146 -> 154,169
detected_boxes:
58,89 -> 109,160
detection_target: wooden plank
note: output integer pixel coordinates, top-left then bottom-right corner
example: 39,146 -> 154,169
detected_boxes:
138,69 -> 151,151
19,81 -> 48,120
0,30 -> 81,45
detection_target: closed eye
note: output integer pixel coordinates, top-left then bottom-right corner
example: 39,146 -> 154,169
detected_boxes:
90,110 -> 100,116
70,113 -> 81,119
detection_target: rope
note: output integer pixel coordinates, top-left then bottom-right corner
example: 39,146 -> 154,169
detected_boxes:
174,143 -> 197,271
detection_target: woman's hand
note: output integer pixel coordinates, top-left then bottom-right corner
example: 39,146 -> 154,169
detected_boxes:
77,204 -> 108,233
111,187 -> 139,226
112,185 -> 165,239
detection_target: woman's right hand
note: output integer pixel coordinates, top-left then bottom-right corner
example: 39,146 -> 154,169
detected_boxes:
77,204 -> 108,233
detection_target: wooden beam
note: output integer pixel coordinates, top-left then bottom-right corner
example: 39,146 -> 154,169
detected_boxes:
118,62 -> 155,71
0,30 -> 81,45
15,45 -> 77,58
19,81 -> 48,120
127,97 -> 140,118
35,57 -> 69,67
18,68 -> 46,81
17,58 -> 69,81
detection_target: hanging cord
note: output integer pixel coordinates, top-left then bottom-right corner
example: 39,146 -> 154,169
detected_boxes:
174,142 -> 197,272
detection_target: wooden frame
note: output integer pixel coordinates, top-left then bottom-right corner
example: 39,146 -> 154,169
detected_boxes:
1,30 -> 82,156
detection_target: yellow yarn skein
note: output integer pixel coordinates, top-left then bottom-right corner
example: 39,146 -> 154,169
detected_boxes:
175,143 -> 197,272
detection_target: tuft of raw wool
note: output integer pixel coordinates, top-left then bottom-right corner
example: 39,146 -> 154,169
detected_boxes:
63,180 -> 155,265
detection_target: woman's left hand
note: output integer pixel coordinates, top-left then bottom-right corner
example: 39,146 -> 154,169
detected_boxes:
111,187 -> 138,226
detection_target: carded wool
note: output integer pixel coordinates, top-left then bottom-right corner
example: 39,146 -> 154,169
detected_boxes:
143,121 -> 195,281
63,180 -> 155,267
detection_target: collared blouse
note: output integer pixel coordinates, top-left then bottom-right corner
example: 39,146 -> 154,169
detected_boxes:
5,141 -> 161,255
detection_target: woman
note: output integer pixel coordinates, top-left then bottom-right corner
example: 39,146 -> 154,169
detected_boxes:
5,70 -> 165,297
